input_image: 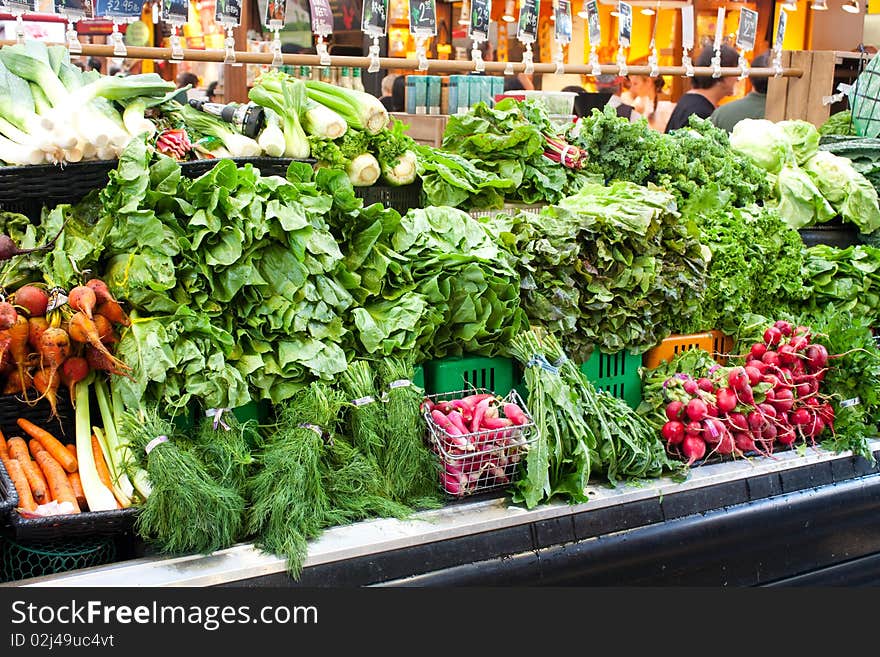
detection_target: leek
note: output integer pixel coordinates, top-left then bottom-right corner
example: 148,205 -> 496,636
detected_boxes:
304,80 -> 389,135
95,376 -> 139,504
0,133 -> 43,165
122,98 -> 156,139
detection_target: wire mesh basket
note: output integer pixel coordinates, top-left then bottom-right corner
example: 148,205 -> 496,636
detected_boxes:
0,535 -> 117,583
422,387 -> 538,498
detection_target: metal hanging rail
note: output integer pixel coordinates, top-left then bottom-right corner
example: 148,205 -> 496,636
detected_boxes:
0,41 -> 805,78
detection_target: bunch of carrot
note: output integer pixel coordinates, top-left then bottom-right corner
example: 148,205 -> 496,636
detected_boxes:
0,278 -> 132,420
0,418 -> 120,516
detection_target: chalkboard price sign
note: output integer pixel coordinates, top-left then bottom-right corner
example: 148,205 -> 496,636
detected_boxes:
409,0 -> 436,37
53,0 -> 94,18
517,0 -> 539,42
215,0 -> 242,27
617,1 -> 632,47
737,8 -> 758,52
362,0 -> 388,37
468,0 -> 490,41
264,0 -> 286,27
95,0 -> 141,19
309,0 -> 334,35
161,0 -> 188,24
555,0 -> 572,44
585,0 -> 600,45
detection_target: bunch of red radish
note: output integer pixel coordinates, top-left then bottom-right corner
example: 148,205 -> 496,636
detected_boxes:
661,320 -> 833,466
0,279 -> 132,419
422,392 -> 532,497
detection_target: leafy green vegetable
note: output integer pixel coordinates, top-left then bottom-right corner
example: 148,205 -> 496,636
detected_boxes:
512,181 -> 707,360
774,164 -> 836,229
729,119 -> 795,173
571,106 -> 771,208
820,110 -> 856,137
778,120 -> 821,166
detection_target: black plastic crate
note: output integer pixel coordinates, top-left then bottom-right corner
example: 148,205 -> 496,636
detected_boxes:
355,181 -> 422,215
0,448 -> 18,531
0,390 -> 138,542
0,160 -> 117,205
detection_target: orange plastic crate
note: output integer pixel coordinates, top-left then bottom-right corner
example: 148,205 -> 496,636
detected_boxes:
643,332 -> 716,369
710,330 -> 735,365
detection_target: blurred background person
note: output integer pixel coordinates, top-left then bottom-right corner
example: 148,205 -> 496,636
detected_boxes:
622,69 -> 674,132
594,75 -> 641,122
709,51 -> 771,133
664,44 -> 739,133
379,74 -> 398,110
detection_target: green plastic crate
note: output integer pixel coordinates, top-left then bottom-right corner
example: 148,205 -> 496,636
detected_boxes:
580,350 -> 643,409
423,355 -> 516,396
413,364 -> 425,389
232,399 -> 272,425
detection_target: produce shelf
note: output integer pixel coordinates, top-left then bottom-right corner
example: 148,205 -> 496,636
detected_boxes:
8,440 -> 878,588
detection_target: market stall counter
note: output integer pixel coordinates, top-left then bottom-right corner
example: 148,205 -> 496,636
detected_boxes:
6,440 -> 880,588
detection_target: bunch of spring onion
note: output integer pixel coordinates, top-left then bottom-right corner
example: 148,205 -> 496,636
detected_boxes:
0,42 -> 174,165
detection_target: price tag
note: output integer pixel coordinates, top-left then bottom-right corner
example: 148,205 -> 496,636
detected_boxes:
309,0 -> 333,36
517,0 -> 539,43
554,0 -> 572,45
409,0 -> 437,37
215,0 -> 242,27
585,0 -> 601,46
775,10 -> 787,51
468,0 -> 490,41
617,1 -> 632,47
681,4 -> 694,50
362,0 -> 388,37
95,0 -> 140,20
54,0 -> 94,18
161,0 -> 188,24
713,7 -> 725,51
0,0 -> 33,13
736,8 -> 758,52
264,0 -> 287,28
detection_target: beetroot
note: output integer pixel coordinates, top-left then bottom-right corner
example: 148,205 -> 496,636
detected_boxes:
0,301 -> 17,331
13,285 -> 49,317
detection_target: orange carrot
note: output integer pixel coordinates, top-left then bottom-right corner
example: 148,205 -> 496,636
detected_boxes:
28,437 -> 44,459
34,450 -> 80,513
4,457 -> 37,512
7,314 -> 31,401
6,436 -> 48,504
91,435 -> 122,509
16,418 -> 77,474
64,444 -> 87,509
68,312 -> 131,372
